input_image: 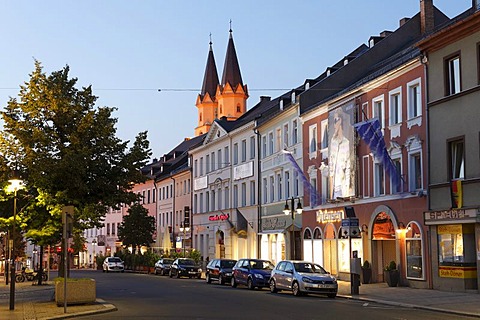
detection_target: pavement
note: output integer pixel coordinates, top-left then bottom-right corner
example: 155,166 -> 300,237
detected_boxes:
0,276 -> 479,319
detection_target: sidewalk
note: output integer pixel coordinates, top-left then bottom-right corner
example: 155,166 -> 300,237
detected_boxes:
0,278 -> 478,319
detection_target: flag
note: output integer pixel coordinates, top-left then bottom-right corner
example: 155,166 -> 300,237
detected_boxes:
451,179 -> 463,208
353,118 -> 401,190
284,151 -> 321,207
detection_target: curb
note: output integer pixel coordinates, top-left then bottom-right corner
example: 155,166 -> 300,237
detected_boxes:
43,299 -> 117,320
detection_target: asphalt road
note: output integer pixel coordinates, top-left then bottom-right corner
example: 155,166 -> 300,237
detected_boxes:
73,270 -> 472,320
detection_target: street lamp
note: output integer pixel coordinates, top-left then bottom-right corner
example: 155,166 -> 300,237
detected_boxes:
179,222 -> 190,257
91,239 -> 97,269
283,197 -> 303,260
7,173 -> 23,310
32,246 -> 38,271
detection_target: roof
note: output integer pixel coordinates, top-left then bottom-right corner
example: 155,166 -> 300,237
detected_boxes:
199,42 -> 219,101
221,29 -> 243,89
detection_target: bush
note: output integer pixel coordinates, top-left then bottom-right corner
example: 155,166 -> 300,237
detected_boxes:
96,255 -> 106,270
188,249 -> 202,263
384,260 -> 397,271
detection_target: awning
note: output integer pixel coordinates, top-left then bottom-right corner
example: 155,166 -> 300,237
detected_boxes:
236,208 -> 248,238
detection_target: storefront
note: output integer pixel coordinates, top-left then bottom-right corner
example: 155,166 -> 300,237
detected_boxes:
424,208 -> 479,291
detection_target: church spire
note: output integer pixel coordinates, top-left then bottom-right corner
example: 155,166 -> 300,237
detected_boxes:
200,35 -> 219,101
221,24 -> 243,88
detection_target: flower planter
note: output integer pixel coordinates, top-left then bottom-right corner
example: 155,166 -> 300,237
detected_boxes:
384,270 -> 399,287
362,267 -> 372,284
55,278 -> 96,306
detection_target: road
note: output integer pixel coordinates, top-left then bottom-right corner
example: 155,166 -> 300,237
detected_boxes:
73,270 -> 472,320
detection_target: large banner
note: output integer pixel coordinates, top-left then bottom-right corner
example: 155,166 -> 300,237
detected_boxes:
328,101 -> 355,199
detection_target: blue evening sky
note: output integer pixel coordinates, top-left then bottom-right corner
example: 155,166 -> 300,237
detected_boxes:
0,1 -> 471,159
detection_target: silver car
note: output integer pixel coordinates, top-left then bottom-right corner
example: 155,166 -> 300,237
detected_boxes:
102,256 -> 125,273
269,260 -> 337,298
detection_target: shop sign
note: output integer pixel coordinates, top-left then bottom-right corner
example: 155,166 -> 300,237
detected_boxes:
194,176 -> 207,191
234,162 -> 253,180
439,266 -> 477,279
424,208 -> 478,225
209,213 -> 229,221
437,224 -> 462,234
316,209 -> 343,223
262,217 -> 287,231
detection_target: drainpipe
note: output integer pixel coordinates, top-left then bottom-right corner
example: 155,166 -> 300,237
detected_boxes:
171,176 -> 176,252
254,116 -> 262,258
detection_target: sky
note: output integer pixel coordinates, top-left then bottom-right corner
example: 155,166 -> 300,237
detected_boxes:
0,1 -> 471,161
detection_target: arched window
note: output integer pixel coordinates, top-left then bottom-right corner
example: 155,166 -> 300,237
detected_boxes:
405,221 -> 424,280
200,113 -> 202,121
303,228 -> 312,239
313,228 -> 322,239
237,104 -> 241,112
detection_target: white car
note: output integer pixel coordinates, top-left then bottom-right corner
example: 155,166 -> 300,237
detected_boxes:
103,257 -> 125,273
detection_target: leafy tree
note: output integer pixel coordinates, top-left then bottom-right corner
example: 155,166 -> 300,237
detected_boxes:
117,204 -> 155,255
0,61 -> 151,258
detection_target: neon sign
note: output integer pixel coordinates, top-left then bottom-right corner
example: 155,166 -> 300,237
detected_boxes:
209,213 -> 229,221
316,209 -> 343,223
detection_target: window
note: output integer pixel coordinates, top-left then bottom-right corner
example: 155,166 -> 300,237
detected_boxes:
225,187 -> 229,209
409,153 -> 422,191
241,139 -> 247,162
233,143 -> 238,165
292,120 -> 298,144
285,171 -> 290,199
407,78 -> 422,119
200,157 -> 204,176
263,178 -> 268,204
218,149 -> 222,169
276,128 -> 282,152
237,104 -> 241,112
269,176 -> 274,202
194,159 -> 198,177
406,222 -> 424,280
233,185 -> 238,208
250,136 -> 255,159
373,95 -> 385,129
283,124 -> 289,147
277,173 -> 282,201
293,171 -> 299,197
389,87 -> 402,125
320,120 -> 328,149
391,158 -> 402,194
224,146 -> 229,165
445,54 -> 461,95
360,102 -> 369,122
211,152 -> 215,171
437,224 -> 475,271
374,162 -> 385,196
250,181 -> 255,205
107,223 -> 110,235
268,132 -> 274,155
241,183 -> 246,206
206,154 -> 210,173
206,191 -> 210,211
147,189 -> 151,203
262,136 -> 267,158
310,177 -> 317,205
449,139 -> 465,179
309,124 -> 318,154
199,193 -> 204,213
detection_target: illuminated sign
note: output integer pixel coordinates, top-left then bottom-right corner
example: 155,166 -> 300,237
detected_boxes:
424,208 -> 478,225
316,209 -> 344,223
209,213 -> 229,221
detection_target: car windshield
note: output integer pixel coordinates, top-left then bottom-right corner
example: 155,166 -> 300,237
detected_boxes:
109,257 -> 122,263
179,259 -> 195,265
250,260 -> 275,270
163,259 -> 174,264
294,262 -> 328,274
221,260 -> 236,268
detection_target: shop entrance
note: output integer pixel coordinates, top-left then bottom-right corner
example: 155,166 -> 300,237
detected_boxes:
371,211 -> 397,282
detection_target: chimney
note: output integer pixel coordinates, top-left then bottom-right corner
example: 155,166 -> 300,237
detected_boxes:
474,0 -> 480,11
420,0 -> 434,34
260,96 -> 271,102
399,17 -> 410,26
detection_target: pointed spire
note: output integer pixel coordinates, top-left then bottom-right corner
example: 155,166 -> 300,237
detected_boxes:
221,24 -> 243,89
200,34 -> 220,100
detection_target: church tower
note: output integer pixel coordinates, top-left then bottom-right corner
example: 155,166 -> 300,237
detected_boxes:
195,28 -> 248,137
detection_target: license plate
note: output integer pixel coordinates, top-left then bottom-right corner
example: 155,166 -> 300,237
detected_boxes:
314,284 -> 330,288
189,271 -> 197,274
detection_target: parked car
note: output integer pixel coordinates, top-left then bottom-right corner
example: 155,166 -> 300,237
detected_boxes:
205,259 -> 237,285
269,260 -> 337,298
231,259 -> 275,290
154,258 -> 174,276
169,258 -> 202,279
102,256 -> 125,273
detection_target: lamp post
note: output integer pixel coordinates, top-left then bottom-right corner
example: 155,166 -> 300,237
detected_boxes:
283,197 -> 303,260
179,222 -> 190,257
8,174 -> 23,310
32,246 -> 38,271
91,239 -> 97,269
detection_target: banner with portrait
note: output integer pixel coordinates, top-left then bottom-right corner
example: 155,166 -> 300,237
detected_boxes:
328,101 -> 355,199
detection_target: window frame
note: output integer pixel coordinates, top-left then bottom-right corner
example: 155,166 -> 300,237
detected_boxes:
388,86 -> 402,126
444,52 -> 461,96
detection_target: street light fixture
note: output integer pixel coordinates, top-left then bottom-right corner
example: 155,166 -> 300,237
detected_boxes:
283,197 -> 303,260
7,172 -> 23,310
179,222 -> 190,257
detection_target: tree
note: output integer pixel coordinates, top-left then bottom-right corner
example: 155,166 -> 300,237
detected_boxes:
117,204 -> 155,255
0,61 -> 152,262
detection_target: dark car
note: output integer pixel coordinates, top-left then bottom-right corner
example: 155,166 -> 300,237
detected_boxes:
205,259 -> 237,285
231,259 -> 275,290
169,258 -> 202,279
154,258 -> 174,276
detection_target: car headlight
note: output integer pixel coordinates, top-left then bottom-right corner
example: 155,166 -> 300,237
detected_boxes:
302,277 -> 313,283
198,268 -> 202,273
332,278 -> 337,284
254,273 -> 263,279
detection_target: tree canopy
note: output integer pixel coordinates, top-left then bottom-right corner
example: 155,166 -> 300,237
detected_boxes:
0,60 -> 152,246
117,204 -> 155,254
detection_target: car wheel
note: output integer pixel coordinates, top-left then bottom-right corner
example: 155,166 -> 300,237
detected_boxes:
231,277 -> 237,288
176,271 -> 181,278
327,293 -> 337,298
292,281 -> 302,296
219,275 -> 225,285
269,279 -> 278,293
206,273 -> 211,283
102,268 -> 105,273
247,278 -> 255,290
169,270 -> 173,278
197,273 -> 201,279
154,269 -> 158,275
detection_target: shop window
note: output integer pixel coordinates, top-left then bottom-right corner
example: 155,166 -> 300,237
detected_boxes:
405,222 -> 424,280
303,229 -> 312,239
438,224 -> 476,272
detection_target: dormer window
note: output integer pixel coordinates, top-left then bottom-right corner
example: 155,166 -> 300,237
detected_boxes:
305,82 -> 310,90
291,92 -> 296,102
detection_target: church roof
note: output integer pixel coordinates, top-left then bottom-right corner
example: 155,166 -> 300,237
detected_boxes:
200,41 -> 220,100
221,29 -> 243,88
